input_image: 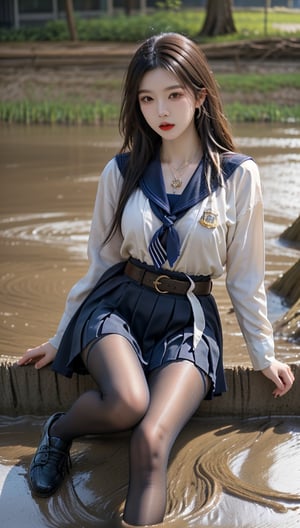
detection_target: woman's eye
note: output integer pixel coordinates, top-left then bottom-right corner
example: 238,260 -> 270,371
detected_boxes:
169,91 -> 183,99
140,95 -> 152,103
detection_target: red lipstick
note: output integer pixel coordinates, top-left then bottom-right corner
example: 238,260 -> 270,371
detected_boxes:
159,123 -> 174,131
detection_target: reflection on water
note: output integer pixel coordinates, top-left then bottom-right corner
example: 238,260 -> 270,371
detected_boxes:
0,124 -> 300,527
0,123 -> 299,364
0,415 -> 299,528
0,212 -> 89,254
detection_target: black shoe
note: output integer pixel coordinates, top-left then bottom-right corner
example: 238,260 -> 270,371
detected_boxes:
29,412 -> 72,497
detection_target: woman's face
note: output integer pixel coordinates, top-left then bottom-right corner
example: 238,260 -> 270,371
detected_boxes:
138,68 -> 202,142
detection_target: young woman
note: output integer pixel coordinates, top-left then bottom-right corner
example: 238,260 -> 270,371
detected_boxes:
18,32 -> 294,526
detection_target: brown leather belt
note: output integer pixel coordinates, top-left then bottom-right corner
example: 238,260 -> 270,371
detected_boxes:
124,261 -> 212,296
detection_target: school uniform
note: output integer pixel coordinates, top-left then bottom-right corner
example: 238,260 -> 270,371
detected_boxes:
50,153 -> 275,399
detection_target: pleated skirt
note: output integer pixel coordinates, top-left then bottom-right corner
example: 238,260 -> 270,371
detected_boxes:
52,260 -> 227,399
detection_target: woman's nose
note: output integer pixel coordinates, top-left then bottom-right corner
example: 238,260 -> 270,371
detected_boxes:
157,103 -> 169,117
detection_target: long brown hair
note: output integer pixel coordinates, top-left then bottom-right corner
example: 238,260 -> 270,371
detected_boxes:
106,32 -> 235,242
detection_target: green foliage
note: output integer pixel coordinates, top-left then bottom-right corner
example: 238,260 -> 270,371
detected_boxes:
1,9 -> 299,42
216,73 -> 300,93
197,9 -> 300,42
0,12 -> 200,42
156,0 -> 182,11
225,102 -> 300,123
1,11 -> 299,127
0,20 -> 69,42
0,100 -> 119,125
1,99 -> 299,125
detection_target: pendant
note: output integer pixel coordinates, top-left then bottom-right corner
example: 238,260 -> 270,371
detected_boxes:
199,210 -> 218,229
171,177 -> 182,190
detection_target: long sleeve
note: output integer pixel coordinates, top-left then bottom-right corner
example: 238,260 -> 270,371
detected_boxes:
225,160 -> 275,370
49,159 -> 124,349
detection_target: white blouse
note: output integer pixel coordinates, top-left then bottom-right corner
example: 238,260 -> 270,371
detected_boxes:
49,157 -> 275,371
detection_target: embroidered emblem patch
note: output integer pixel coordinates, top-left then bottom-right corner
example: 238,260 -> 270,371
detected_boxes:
199,210 -> 218,229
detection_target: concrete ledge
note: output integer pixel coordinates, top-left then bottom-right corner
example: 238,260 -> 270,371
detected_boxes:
1,362 -> 299,417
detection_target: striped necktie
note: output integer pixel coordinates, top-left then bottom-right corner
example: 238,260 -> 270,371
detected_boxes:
116,152 -> 251,269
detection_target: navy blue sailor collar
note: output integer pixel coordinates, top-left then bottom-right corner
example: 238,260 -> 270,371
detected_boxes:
139,155 -> 206,216
116,151 -> 251,216
139,156 -> 210,267
115,151 -> 251,268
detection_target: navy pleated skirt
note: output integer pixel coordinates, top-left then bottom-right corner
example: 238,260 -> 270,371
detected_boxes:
52,260 -> 227,399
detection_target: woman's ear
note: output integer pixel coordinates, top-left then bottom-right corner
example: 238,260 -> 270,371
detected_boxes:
196,88 -> 207,108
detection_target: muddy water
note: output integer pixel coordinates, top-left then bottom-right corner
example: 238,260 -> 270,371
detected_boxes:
0,123 -> 300,527
0,415 -> 300,528
0,123 -> 299,365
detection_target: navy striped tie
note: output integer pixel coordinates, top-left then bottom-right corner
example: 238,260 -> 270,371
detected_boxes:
148,213 -> 180,269
115,151 -> 251,270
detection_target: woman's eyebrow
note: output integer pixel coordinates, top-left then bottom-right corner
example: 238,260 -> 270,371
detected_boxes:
138,84 -> 183,94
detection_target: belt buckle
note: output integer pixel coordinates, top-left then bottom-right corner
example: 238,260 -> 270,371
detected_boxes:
153,275 -> 169,294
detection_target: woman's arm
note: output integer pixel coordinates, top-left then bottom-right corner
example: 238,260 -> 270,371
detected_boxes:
18,158 -> 124,368
225,160 -> 294,395
17,342 -> 57,369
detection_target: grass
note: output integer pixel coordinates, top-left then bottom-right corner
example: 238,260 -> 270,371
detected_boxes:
1,99 -> 300,125
215,73 -> 300,93
1,70 -> 300,125
91,72 -> 300,97
203,9 -> 300,42
0,8 -> 300,42
226,102 -> 300,123
1,9 -> 299,125
0,100 -> 119,125
3,69 -> 300,124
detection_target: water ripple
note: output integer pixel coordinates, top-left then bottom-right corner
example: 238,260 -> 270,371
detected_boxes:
2,417 -> 298,528
162,418 -> 300,526
237,137 -> 300,149
0,213 -> 89,255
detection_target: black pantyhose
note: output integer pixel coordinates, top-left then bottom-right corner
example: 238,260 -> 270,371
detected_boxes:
50,335 -> 210,526
123,360 -> 209,525
50,335 -> 150,441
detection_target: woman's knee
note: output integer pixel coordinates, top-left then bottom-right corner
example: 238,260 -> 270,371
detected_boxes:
105,385 -> 150,429
130,421 -> 169,471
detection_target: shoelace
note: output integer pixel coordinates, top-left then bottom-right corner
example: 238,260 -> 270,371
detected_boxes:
36,444 -> 72,472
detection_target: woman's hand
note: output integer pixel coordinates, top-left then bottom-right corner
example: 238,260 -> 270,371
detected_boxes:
262,359 -> 295,398
17,342 -> 57,370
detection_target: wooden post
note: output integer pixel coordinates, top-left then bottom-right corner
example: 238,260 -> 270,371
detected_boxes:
107,0 -> 113,16
264,0 -> 271,37
53,0 -> 58,20
13,0 -> 19,29
65,0 -> 78,41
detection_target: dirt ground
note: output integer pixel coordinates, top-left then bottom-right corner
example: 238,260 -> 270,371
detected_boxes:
1,63 -> 299,108
0,42 -> 299,106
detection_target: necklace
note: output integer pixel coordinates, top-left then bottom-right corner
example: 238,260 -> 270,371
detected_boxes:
169,161 -> 187,191
168,160 -> 194,193
161,149 -> 202,193
170,175 -> 182,191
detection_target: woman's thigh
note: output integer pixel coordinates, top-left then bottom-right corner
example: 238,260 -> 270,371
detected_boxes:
132,360 -> 210,457
81,334 -> 150,411
147,361 -> 209,437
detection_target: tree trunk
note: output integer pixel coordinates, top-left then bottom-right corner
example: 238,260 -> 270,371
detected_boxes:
271,215 -> 300,341
270,259 -> 300,307
65,0 -> 77,41
199,0 -> 237,37
280,215 -> 300,245
125,0 -> 134,16
273,298 -> 300,342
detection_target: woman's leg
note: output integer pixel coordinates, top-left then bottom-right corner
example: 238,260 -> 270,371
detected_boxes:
30,334 -> 150,497
51,335 -> 150,442
123,360 -> 210,526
